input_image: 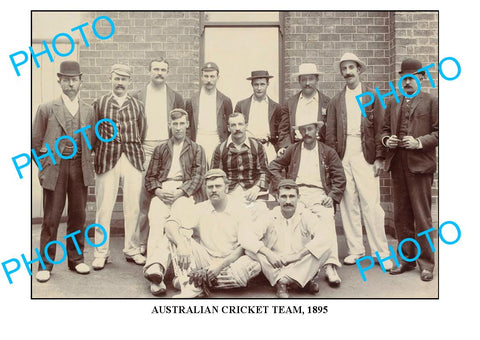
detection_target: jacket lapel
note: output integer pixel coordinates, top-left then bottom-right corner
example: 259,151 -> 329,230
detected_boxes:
409,92 -> 423,118
267,97 -> 275,124
166,85 -> 175,112
392,95 -> 403,135
53,97 -> 68,133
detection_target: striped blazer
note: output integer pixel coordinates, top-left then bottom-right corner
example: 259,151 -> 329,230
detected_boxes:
93,93 -> 146,174
145,137 -> 207,201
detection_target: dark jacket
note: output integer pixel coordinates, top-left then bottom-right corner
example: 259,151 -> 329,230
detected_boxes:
325,83 -> 385,164
381,92 -> 438,174
234,95 -> 287,151
268,141 -> 346,204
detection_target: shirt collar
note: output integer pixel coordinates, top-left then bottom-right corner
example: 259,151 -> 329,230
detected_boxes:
299,91 -> 319,102
251,94 -> 268,103
301,140 -> 318,152
207,196 -> 236,214
227,135 -> 250,149
201,87 -> 217,97
61,93 -> 79,105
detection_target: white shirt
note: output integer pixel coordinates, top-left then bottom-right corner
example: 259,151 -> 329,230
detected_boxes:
198,88 -> 217,135
112,93 -> 127,107
145,83 -> 168,141
345,84 -> 363,136
296,142 -> 323,189
247,95 -> 270,139
295,91 -> 319,139
166,141 -> 184,179
61,93 -> 79,116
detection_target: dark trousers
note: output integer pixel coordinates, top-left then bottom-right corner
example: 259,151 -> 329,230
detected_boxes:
391,150 -> 435,271
39,158 -> 88,271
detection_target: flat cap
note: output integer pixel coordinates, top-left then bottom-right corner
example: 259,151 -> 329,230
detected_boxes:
204,168 -> 227,181
111,64 -> 132,77
201,61 -> 219,72
277,179 -> 298,190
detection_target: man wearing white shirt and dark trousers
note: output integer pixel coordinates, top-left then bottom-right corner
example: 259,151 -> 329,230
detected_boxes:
132,58 -> 184,255
326,53 -> 393,270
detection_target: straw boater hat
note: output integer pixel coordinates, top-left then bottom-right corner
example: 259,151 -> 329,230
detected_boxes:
293,116 -> 324,130
334,53 -> 367,74
246,70 -> 274,80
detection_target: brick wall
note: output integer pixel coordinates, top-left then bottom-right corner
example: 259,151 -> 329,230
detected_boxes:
72,11 -> 438,230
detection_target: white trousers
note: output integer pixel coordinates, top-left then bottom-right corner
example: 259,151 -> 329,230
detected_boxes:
94,153 -> 143,258
339,136 -> 389,257
298,186 -> 341,267
145,182 -> 195,269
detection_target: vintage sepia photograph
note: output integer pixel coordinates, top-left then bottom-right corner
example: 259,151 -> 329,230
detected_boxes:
31,10 -> 439,299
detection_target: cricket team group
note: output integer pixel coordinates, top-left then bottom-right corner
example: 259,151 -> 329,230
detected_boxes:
32,51 -> 438,298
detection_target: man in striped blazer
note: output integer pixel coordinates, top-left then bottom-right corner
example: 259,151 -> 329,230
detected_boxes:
92,64 -> 146,270
143,108 -> 207,296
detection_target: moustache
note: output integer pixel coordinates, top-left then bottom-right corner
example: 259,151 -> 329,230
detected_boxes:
344,75 -> 354,79
155,75 -> 164,79
115,85 -> 125,89
283,203 -> 294,208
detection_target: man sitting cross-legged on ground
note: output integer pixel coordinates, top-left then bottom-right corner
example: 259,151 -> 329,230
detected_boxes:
142,108 -> 207,296
164,168 -> 261,298
240,179 -> 333,298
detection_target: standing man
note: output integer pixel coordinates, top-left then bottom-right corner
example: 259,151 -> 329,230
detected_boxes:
325,53 -> 392,269
382,58 -> 438,281
234,70 -> 287,162
211,112 -> 269,207
240,179 -> 333,298
132,58 -> 184,255
164,169 -> 261,298
277,63 -> 331,153
32,60 -> 95,282
143,108 -> 206,296
92,64 -> 146,270
269,119 -> 346,287
186,62 -> 233,164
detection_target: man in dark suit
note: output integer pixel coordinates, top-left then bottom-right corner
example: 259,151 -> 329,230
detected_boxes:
278,63 -> 331,154
382,58 -> 438,281
131,58 -> 184,255
234,70 -> 287,162
186,62 -> 233,164
32,61 -> 95,282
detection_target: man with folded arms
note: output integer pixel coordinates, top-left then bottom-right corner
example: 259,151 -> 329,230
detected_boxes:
142,108 -> 206,296
269,118 -> 346,288
92,64 -> 146,270
326,53 -> 392,270
164,169 -> 261,298
240,179 -> 333,298
32,60 -> 95,282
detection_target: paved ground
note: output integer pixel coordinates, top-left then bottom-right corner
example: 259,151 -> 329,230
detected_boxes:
31,222 -> 438,299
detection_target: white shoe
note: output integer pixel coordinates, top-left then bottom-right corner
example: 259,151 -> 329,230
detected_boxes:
324,264 -> 341,287
144,264 -> 164,284
92,257 -> 107,270
150,282 -> 167,296
343,253 -> 365,265
172,283 -> 203,298
72,263 -> 90,274
126,254 -> 146,265
35,270 -> 51,283
172,277 -> 181,291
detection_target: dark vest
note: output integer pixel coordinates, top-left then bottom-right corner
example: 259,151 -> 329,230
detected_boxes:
61,104 -> 82,156
397,97 -> 413,140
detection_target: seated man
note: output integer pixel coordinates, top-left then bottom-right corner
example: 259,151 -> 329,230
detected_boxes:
143,108 -> 206,296
268,119 -> 346,288
240,179 -> 332,298
211,112 -> 270,215
164,169 -> 261,298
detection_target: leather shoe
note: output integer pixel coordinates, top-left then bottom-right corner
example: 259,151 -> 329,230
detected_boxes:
35,270 -> 51,283
305,279 -> 320,294
92,257 -> 108,271
420,269 -> 433,282
324,264 -> 341,287
390,263 -> 415,275
144,264 -> 164,284
71,263 -> 90,275
150,282 -> 167,296
275,279 -> 289,298
126,254 -> 146,265
343,253 -> 365,265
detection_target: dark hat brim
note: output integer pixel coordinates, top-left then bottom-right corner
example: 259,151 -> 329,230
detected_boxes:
57,72 -> 82,77
399,70 -> 426,76
246,75 -> 274,80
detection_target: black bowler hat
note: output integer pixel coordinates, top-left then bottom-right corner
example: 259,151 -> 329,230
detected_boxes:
399,58 -> 425,75
57,61 -> 82,77
246,70 -> 274,80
